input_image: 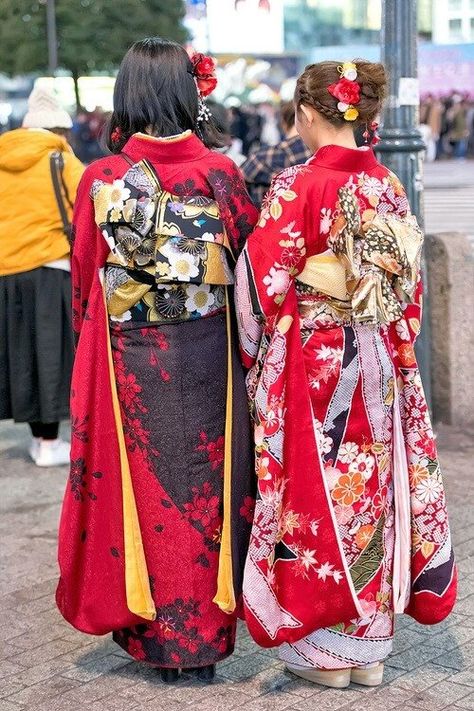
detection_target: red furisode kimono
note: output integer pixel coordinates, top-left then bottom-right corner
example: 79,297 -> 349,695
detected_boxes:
56,132 -> 258,668
235,145 -> 457,668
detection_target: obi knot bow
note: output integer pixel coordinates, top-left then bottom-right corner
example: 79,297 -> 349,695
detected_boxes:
328,187 -> 423,324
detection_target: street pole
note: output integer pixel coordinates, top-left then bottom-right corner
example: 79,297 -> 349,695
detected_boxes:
46,0 -> 58,76
377,0 -> 432,408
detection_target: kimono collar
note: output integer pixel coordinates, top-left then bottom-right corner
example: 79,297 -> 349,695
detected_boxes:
311,144 -> 378,172
123,131 -> 210,164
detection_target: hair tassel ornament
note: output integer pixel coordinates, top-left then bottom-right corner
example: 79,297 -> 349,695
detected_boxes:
188,50 -> 218,123
363,121 -> 381,146
327,62 -> 361,121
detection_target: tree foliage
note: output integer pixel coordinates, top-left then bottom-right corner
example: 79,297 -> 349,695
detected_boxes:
0,0 -> 188,87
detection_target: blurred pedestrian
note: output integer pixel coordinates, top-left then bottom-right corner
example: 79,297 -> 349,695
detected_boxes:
420,94 -> 442,162
0,87 -> 84,466
236,59 -> 457,688
448,95 -> 469,159
56,37 -> 257,683
208,101 -> 246,166
242,100 -> 312,207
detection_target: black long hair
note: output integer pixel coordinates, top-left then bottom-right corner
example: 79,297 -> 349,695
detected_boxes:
107,37 -> 221,153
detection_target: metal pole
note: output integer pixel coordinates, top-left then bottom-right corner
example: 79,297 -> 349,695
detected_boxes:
46,0 -> 58,75
377,0 -> 432,408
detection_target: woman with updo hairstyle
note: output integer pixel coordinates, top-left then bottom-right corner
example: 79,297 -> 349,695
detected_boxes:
236,60 -> 457,687
56,37 -> 258,682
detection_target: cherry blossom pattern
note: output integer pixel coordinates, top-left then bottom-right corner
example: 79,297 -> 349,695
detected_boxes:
183,481 -> 222,551
196,431 -> 225,471
262,220 -> 306,306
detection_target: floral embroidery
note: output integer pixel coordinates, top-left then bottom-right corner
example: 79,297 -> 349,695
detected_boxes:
71,414 -> 89,443
69,457 -> 102,502
415,475 -> 443,504
332,472 -> 365,507
309,344 -> 343,390
184,284 -> 216,316
258,165 -> 308,227
262,221 -> 306,305
183,481 -> 222,550
116,371 -> 145,413
240,496 -> 256,523
184,482 -> 220,528
196,432 -> 225,471
121,598 -> 232,666
398,343 -> 416,367
354,524 -> 375,549
263,267 -> 290,298
348,452 -> 375,481
320,207 -> 333,234
338,442 -> 358,464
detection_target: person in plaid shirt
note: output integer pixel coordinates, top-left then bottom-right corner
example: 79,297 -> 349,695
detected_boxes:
242,101 -> 312,208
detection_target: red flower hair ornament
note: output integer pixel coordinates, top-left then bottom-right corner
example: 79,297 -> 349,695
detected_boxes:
111,126 -> 122,143
328,62 -> 361,121
189,51 -> 218,97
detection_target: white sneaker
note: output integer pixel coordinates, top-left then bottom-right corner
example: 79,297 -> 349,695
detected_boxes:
29,437 -> 42,463
35,439 -> 70,467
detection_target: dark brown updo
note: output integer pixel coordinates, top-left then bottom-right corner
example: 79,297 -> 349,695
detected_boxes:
294,60 -> 387,126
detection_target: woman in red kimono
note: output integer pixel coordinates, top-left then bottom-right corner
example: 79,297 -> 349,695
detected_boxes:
235,60 -> 457,688
56,38 -> 258,682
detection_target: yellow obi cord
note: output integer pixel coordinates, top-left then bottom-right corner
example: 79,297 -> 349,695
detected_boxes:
213,287 -> 236,614
103,282 -> 156,622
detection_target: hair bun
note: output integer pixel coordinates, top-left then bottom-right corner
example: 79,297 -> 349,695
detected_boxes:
353,60 -> 387,123
295,59 -> 388,126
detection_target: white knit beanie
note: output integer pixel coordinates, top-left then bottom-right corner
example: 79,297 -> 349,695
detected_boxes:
22,86 -> 73,130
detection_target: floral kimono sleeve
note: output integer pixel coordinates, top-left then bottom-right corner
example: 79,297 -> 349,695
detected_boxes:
208,160 -> 259,255
70,167 -> 108,344
235,166 -> 311,368
400,273 -> 423,345
388,176 -> 423,346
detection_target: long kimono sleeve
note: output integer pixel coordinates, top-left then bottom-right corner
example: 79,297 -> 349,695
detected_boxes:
70,167 -> 107,343
235,167 -> 310,368
389,179 -> 424,346
208,159 -> 259,254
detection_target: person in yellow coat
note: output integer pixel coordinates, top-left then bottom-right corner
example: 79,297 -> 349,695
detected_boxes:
0,87 -> 84,466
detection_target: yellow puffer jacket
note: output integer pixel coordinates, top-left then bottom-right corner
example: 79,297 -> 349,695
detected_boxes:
0,128 -> 84,276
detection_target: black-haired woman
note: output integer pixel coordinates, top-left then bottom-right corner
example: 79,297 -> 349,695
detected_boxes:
56,38 -> 258,682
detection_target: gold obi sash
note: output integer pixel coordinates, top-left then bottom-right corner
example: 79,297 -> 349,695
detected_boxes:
91,159 -> 235,323
297,187 -> 423,325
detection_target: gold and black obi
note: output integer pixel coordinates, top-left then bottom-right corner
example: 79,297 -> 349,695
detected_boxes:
296,187 -> 424,326
91,159 -> 235,324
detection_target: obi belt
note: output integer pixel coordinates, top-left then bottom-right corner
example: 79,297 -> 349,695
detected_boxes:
296,187 -> 424,325
91,158 -> 236,324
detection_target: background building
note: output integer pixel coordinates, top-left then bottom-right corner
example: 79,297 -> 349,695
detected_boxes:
432,0 -> 474,44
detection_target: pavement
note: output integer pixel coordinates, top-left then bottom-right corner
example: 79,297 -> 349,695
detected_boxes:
0,417 -> 473,711
423,160 -> 474,236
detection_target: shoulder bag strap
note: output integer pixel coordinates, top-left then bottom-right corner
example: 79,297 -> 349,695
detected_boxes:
50,151 -> 73,241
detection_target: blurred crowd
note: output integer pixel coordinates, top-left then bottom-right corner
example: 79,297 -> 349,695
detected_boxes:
70,107 -> 109,163
419,93 -> 474,161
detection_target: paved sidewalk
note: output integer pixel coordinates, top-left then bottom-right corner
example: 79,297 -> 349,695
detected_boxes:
424,160 -> 474,236
0,421 -> 473,711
